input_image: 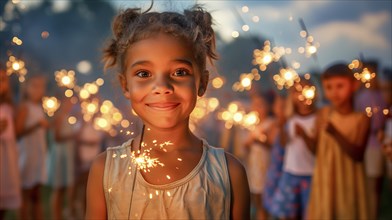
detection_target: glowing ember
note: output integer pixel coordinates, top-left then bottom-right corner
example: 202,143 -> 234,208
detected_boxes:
218,102 -> 260,130
297,85 -> 316,105
353,68 -> 376,88
55,69 -> 76,89
233,69 -> 260,92
6,55 -> 27,82
273,68 -> 300,90
42,96 -> 61,117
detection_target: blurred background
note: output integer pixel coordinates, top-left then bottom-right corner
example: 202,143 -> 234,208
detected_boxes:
1,0 -> 391,220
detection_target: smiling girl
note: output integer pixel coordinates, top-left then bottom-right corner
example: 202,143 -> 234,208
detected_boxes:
85,6 -> 250,220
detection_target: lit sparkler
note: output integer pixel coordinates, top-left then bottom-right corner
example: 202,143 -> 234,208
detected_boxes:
55,69 -> 76,89
295,84 -> 316,105
190,97 -> 220,132
218,102 -> 260,130
348,59 -> 376,88
273,68 -> 300,90
232,68 -> 260,92
298,18 -> 320,59
42,96 -> 60,117
6,55 -> 27,82
354,68 -> 376,88
253,41 -> 285,71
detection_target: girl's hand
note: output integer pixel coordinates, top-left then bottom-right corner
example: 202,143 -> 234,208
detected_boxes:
0,119 -> 8,135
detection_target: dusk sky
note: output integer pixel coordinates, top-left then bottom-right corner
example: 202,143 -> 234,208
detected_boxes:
3,0 -> 391,74
110,0 -> 392,73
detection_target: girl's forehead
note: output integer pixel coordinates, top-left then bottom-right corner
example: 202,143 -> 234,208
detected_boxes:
124,34 -> 196,66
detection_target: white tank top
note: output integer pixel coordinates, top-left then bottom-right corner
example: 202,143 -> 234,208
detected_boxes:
104,139 -> 231,220
283,113 -> 316,175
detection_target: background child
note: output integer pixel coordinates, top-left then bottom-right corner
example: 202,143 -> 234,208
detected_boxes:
15,74 -> 49,220
86,5 -> 250,220
47,97 -> 78,220
244,92 -> 274,220
354,61 -> 388,220
308,63 -> 370,219
379,68 -> 392,181
270,80 -> 317,219
0,69 -> 21,219
263,94 -> 287,216
73,115 -> 104,219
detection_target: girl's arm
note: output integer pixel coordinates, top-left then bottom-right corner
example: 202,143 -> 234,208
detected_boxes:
85,152 -> 107,220
225,152 -> 250,220
15,104 -> 48,139
326,114 -> 370,162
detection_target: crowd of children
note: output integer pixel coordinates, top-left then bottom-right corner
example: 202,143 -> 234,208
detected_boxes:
1,4 -> 392,220
244,63 -> 392,220
0,69 -> 108,220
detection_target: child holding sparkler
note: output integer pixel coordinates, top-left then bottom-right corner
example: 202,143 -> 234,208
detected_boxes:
307,63 -> 370,219
354,61 -> 388,220
86,5 -> 250,220
0,69 -> 21,219
379,68 -> 392,177
244,92 -> 274,220
15,74 -> 49,220
47,97 -> 78,220
262,94 -> 286,216
269,79 -> 317,220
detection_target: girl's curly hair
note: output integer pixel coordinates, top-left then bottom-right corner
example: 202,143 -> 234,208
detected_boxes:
103,5 -> 218,75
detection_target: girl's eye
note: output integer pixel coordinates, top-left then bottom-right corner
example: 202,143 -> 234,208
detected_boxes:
173,69 -> 190,77
136,71 -> 151,78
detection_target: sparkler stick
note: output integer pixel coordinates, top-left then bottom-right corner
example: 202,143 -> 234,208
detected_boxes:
298,18 -> 319,64
128,124 -> 145,219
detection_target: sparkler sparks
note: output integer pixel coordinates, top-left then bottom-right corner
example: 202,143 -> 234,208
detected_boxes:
354,68 -> 376,88
130,149 -> 164,173
218,102 -> 260,130
348,59 -> 376,88
6,55 -> 27,82
253,41 -> 285,71
296,84 -> 316,105
55,69 -> 76,89
273,68 -> 300,90
232,69 -> 260,92
42,96 -> 60,117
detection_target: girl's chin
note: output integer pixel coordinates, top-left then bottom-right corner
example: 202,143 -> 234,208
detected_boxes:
141,119 -> 189,131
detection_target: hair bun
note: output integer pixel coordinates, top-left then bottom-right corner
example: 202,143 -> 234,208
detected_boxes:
185,6 -> 218,61
113,8 -> 141,39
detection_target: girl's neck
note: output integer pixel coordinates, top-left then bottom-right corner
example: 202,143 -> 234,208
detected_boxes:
133,123 -> 200,152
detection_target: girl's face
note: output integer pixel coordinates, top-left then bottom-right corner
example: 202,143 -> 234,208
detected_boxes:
26,77 -> 46,102
0,70 -> 9,96
322,76 -> 354,108
120,33 -> 207,130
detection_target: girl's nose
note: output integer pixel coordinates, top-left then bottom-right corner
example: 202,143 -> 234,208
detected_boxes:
152,75 -> 174,95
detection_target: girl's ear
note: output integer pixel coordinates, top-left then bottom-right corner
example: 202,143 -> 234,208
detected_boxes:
198,70 -> 209,97
118,74 -> 131,99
